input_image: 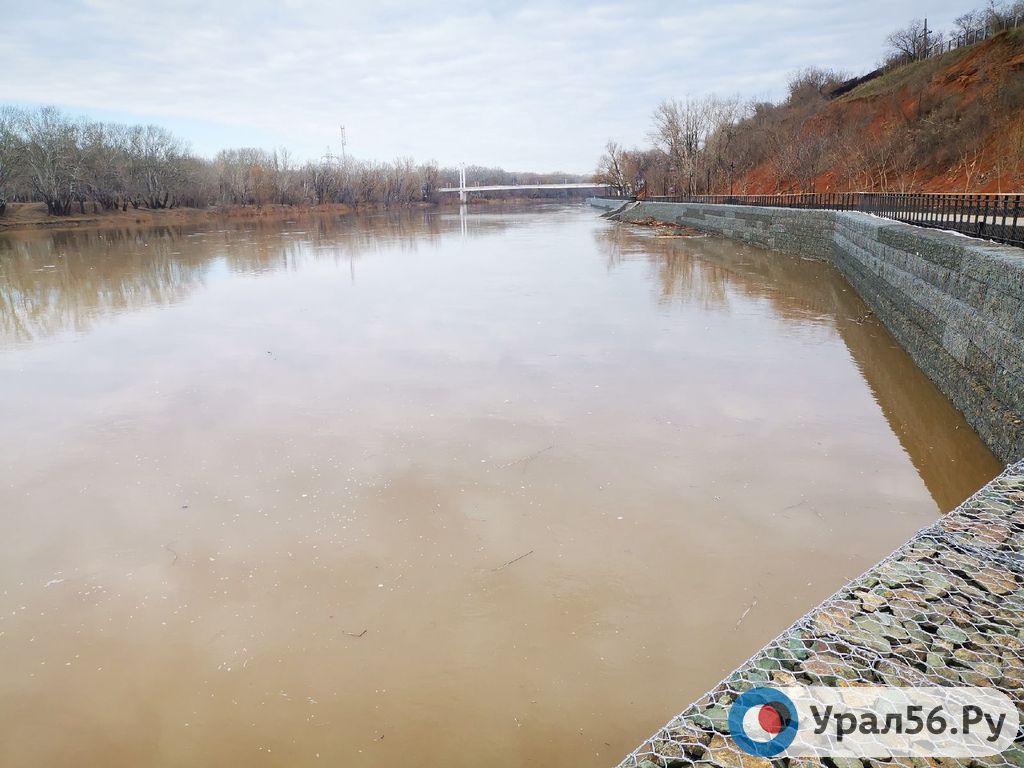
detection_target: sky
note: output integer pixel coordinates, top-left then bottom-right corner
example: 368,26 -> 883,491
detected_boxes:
1,0 -> 972,173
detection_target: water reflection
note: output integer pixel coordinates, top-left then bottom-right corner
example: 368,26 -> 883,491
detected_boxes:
0,206 -> 1001,768
593,223 -> 1001,511
0,209 -> 522,345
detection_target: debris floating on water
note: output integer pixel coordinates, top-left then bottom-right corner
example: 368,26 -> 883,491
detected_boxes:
493,550 -> 534,571
734,597 -> 758,629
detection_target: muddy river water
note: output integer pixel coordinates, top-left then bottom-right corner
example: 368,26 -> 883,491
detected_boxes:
0,206 -> 1001,767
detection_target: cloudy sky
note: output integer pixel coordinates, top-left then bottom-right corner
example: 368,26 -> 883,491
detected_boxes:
3,0 -> 969,173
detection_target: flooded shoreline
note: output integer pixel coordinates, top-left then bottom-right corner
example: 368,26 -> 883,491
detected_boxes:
0,206 -> 1000,767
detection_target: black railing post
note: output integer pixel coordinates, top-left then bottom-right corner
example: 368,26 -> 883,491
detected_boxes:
1013,195 -> 1021,246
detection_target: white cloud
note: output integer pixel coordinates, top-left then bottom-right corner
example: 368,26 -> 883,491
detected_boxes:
1,0 -> 970,172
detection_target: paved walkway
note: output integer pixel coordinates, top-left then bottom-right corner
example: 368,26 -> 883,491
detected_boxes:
618,460 -> 1024,768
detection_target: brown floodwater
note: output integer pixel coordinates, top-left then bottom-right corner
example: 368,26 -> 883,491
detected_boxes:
0,206 -> 1002,767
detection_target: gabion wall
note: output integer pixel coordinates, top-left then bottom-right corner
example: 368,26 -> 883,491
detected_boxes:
618,461 -> 1024,768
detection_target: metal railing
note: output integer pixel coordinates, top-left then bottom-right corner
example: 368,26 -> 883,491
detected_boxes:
827,15 -> 1023,98
883,14 -> 1024,69
597,192 -> 1024,248
922,13 -> 1023,60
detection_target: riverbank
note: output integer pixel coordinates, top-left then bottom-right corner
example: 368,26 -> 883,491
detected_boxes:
0,197 -> 591,234
619,460 -> 1024,768
0,201 -> 363,233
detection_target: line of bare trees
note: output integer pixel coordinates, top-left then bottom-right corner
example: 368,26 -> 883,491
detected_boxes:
596,69 -> 848,198
0,105 -> 587,217
595,0 -> 1024,198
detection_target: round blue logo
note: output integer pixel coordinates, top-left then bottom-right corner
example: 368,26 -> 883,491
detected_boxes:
728,687 -> 799,756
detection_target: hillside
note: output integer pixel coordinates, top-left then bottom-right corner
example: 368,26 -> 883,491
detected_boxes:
597,26 -> 1024,197
739,29 -> 1024,193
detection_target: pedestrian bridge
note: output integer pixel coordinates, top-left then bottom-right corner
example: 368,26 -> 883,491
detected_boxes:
438,167 -> 611,200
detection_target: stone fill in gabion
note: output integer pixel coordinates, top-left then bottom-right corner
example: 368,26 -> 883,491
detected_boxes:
617,460 -> 1024,768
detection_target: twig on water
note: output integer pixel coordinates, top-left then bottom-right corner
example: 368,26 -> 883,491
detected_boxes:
497,445 -> 554,472
493,550 -> 534,571
735,597 -> 758,629
164,542 -> 179,565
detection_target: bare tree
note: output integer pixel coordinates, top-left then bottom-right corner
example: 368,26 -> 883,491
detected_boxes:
215,147 -> 289,206
128,125 -> 188,209
886,19 -> 929,62
956,0 -> 1024,38
844,120 -> 917,192
651,96 -> 741,195
356,162 -> 381,204
5,104 -> 594,216
771,119 -> 837,192
595,141 -> 629,195
954,9 -> 984,37
787,67 -> 848,103
80,121 -> 130,211
380,157 -> 419,207
270,148 -> 297,205
0,106 -> 23,215
304,159 -> 337,205
420,160 -> 441,202
21,106 -> 82,216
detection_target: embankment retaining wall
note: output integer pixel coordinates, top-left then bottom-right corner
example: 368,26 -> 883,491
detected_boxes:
589,198 -> 1024,464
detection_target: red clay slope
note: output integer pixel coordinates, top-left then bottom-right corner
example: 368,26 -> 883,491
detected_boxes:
734,29 -> 1024,194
